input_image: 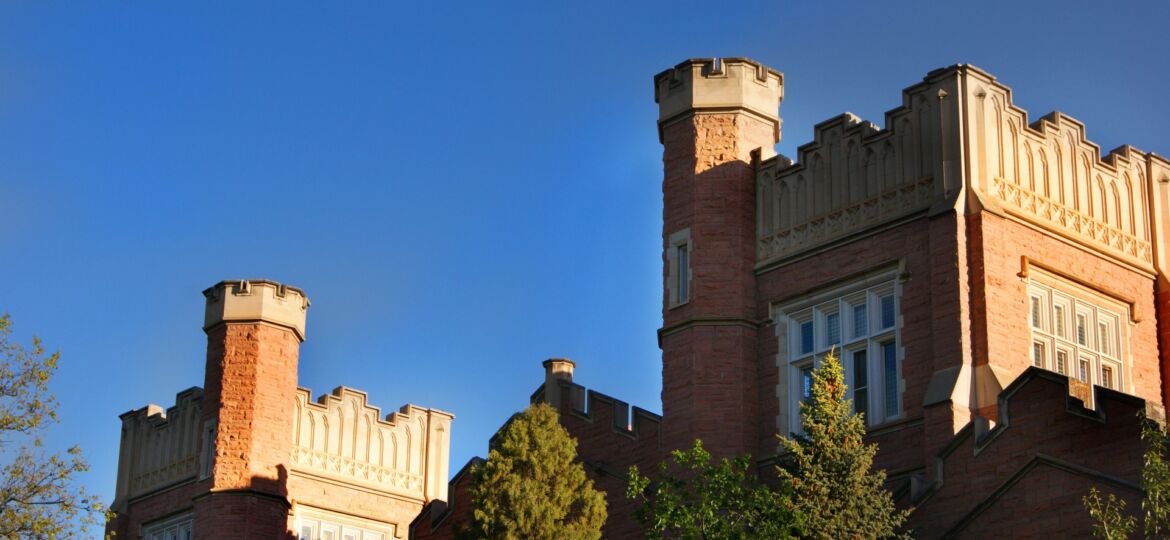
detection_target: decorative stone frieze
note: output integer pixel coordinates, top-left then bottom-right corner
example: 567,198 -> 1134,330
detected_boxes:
292,386 -> 453,501
963,69 -> 1159,271
990,176 -> 1152,266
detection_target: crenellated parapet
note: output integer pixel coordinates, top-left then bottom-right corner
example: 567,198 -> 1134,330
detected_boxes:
291,386 -> 454,503
755,67 -> 963,266
756,64 -> 1170,272
960,68 -> 1164,272
537,381 -> 663,440
533,359 -> 662,441
112,387 -> 204,509
654,57 -> 783,144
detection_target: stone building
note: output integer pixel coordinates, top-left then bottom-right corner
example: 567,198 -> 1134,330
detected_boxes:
413,58 -> 1170,538
109,57 -> 1170,539
106,280 -> 453,539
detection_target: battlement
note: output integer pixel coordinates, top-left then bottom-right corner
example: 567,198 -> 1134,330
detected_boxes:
113,387 -> 204,508
955,66 -> 1166,271
532,361 -> 661,440
292,385 -> 454,502
653,57 -> 784,143
203,279 -> 310,341
755,63 -> 1170,272
755,66 -> 952,265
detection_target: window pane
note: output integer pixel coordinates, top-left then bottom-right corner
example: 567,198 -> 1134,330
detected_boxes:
677,245 -> 689,302
852,350 -> 868,421
826,312 -> 841,347
1032,342 -> 1045,368
800,365 -> 813,403
1056,351 -> 1068,374
1076,314 -> 1088,346
852,304 -> 867,337
800,321 -> 814,355
1098,322 -> 1111,356
880,294 -> 895,329
1031,297 -> 1043,329
1102,365 -> 1114,389
1054,306 -> 1066,338
1078,357 -> 1090,382
301,526 -> 313,540
852,350 -> 868,389
882,342 -> 898,418
854,388 -> 868,422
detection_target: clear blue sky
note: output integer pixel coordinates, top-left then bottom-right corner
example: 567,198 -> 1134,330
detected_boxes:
1,0 -> 1167,511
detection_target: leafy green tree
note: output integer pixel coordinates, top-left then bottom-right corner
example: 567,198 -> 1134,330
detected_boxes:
1140,412 -> 1170,537
1084,487 -> 1136,540
1084,412 -> 1170,539
0,314 -> 105,537
776,349 -> 910,539
626,439 -> 800,539
462,402 -> 606,540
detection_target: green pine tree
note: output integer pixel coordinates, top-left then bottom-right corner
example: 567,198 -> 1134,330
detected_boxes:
462,402 -> 606,540
777,349 -> 910,539
627,438 -> 801,539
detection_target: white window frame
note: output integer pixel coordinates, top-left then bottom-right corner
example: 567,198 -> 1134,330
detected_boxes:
142,512 -> 193,540
778,272 -> 903,434
667,228 -> 692,308
294,506 -> 391,540
1027,271 -> 1128,393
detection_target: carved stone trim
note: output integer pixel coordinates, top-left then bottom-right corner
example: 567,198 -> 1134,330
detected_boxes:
290,386 -> 453,503
991,176 -> 1153,267
758,178 -> 934,262
290,446 -> 423,494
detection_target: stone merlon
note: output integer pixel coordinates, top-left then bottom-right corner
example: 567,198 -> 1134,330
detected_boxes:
202,279 -> 310,341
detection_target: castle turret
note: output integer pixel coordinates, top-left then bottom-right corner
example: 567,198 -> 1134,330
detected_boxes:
654,58 -> 783,456
194,279 -> 309,537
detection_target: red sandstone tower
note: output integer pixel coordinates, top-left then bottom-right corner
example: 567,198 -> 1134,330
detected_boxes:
654,58 -> 783,456
194,279 -> 308,537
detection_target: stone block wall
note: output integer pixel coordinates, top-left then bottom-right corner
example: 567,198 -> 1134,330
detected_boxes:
909,370 -> 1146,538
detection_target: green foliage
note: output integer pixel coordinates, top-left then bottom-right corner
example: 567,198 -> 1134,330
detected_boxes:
776,349 -> 910,540
1086,413 -> 1170,539
1141,413 -> 1170,537
626,439 -> 800,540
0,314 -> 106,537
1084,487 -> 1137,540
462,403 -> 606,540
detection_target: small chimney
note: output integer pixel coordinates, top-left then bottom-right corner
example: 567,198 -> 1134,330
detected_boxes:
542,358 -> 576,412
